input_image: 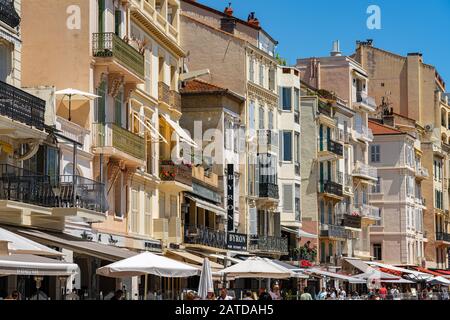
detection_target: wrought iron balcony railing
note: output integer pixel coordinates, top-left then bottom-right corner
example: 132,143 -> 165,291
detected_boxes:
257,130 -> 279,152
0,81 -> 46,130
160,160 -> 193,186
249,235 -> 288,255
354,126 -> 374,141
436,232 -> 450,242
340,214 -> 362,229
0,0 -> 20,28
357,204 -> 381,220
92,32 -> 145,79
319,179 -> 343,197
320,223 -> 348,239
259,182 -> 279,199
318,138 -> 343,157
184,225 -> 226,249
0,164 -> 107,212
92,122 -> 145,161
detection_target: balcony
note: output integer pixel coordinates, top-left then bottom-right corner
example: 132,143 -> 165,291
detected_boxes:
0,80 -> 46,131
341,214 -> 362,229
0,0 -> 20,28
353,161 -> 377,181
257,130 -> 279,154
160,160 -> 193,191
92,123 -> 145,166
318,138 -> 343,159
320,224 -> 348,240
319,180 -> 343,199
258,182 -> 279,200
436,232 -> 450,244
0,164 -> 106,222
92,32 -> 145,81
358,204 -> 381,221
56,116 -> 90,153
249,235 -> 288,255
354,126 -> 374,142
158,81 -> 181,112
355,91 -> 377,112
416,166 -> 429,180
184,225 -> 226,250
335,128 -> 350,144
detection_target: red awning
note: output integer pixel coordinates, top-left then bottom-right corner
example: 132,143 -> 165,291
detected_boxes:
436,270 -> 450,275
379,267 -> 402,277
414,267 -> 444,277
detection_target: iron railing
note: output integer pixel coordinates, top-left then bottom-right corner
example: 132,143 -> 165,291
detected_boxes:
249,235 -> 288,255
184,225 -> 227,249
92,122 -> 145,161
357,204 -> 381,220
0,0 -> 20,28
0,81 -> 46,130
320,224 -> 348,239
319,180 -> 343,197
0,164 -> 106,212
160,160 -> 193,186
259,182 -> 279,199
92,32 -> 144,78
318,138 -> 343,157
340,214 -> 362,229
436,232 -> 450,242
0,164 -> 54,206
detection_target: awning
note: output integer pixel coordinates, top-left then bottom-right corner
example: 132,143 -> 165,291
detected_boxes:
344,258 -> 371,273
0,254 -> 78,276
185,194 -> 225,217
209,253 -> 242,265
427,276 -> 450,286
165,250 -> 224,270
160,113 -> 198,148
414,267 -> 445,277
13,228 -> 137,262
306,268 -> 366,284
366,261 -> 432,281
345,259 -> 399,280
132,112 -> 168,144
281,226 -> 318,239
0,227 -> 62,257
271,260 -> 309,279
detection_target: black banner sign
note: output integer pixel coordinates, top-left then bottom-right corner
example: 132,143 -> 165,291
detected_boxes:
227,232 -> 247,251
227,164 -> 234,232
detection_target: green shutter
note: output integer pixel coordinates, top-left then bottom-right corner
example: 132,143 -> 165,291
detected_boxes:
96,81 -> 106,123
98,0 -> 105,33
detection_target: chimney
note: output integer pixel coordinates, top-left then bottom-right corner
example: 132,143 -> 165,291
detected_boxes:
247,12 -> 260,28
224,2 -> 233,16
330,40 -> 341,57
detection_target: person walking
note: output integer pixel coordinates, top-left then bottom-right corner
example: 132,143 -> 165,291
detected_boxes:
338,286 -> 346,300
378,284 -> 387,300
317,287 -> 327,300
269,283 -> 282,300
300,288 -> 312,300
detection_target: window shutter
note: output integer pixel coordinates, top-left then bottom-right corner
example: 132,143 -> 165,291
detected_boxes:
255,158 -> 260,196
282,184 -> 293,212
239,125 -> 246,152
249,207 -> 257,235
278,86 -> 282,110
274,212 -> 281,237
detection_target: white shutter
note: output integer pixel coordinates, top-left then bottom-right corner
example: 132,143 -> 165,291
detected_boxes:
249,207 -> 257,235
282,184 -> 293,212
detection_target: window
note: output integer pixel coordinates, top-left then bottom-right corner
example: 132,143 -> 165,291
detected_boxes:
371,145 -> 380,162
268,110 -> 274,130
144,49 -> 152,93
130,189 -> 139,233
95,81 -> 106,123
281,87 -> 292,111
170,195 -> 177,218
114,89 -> 123,127
258,106 -> 265,129
98,0 -> 105,33
294,132 -> 300,164
259,63 -> 264,86
144,192 -> 152,235
159,192 -> 166,218
320,241 -> 326,263
373,243 -> 382,260
282,131 -> 292,162
0,43 -> 11,82
114,174 -> 123,218
294,88 -> 300,123
249,58 -> 254,82
282,184 -> 293,212
114,10 -> 122,36
295,184 -> 301,221
372,177 -> 381,193
249,101 -> 255,131
269,68 -> 275,91
320,200 -> 325,224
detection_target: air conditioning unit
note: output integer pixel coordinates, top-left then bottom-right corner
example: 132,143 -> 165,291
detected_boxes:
425,124 -> 434,132
168,217 -> 182,244
153,218 -> 169,242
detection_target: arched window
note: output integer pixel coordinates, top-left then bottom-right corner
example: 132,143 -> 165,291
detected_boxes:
63,163 -> 81,177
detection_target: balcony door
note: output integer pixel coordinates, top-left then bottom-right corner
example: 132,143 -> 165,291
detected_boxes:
98,0 -> 105,33
95,81 -> 106,123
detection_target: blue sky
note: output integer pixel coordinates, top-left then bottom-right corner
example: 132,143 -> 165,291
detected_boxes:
198,0 -> 450,87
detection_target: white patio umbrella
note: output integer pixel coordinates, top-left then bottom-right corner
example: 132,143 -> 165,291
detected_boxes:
0,227 -> 62,257
55,88 -> 100,121
96,252 -> 199,299
218,256 -> 294,279
428,276 -> 450,286
198,258 -> 213,299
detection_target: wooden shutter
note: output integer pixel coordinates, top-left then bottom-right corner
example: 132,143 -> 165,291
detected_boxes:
282,184 -> 293,212
249,207 -> 257,235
